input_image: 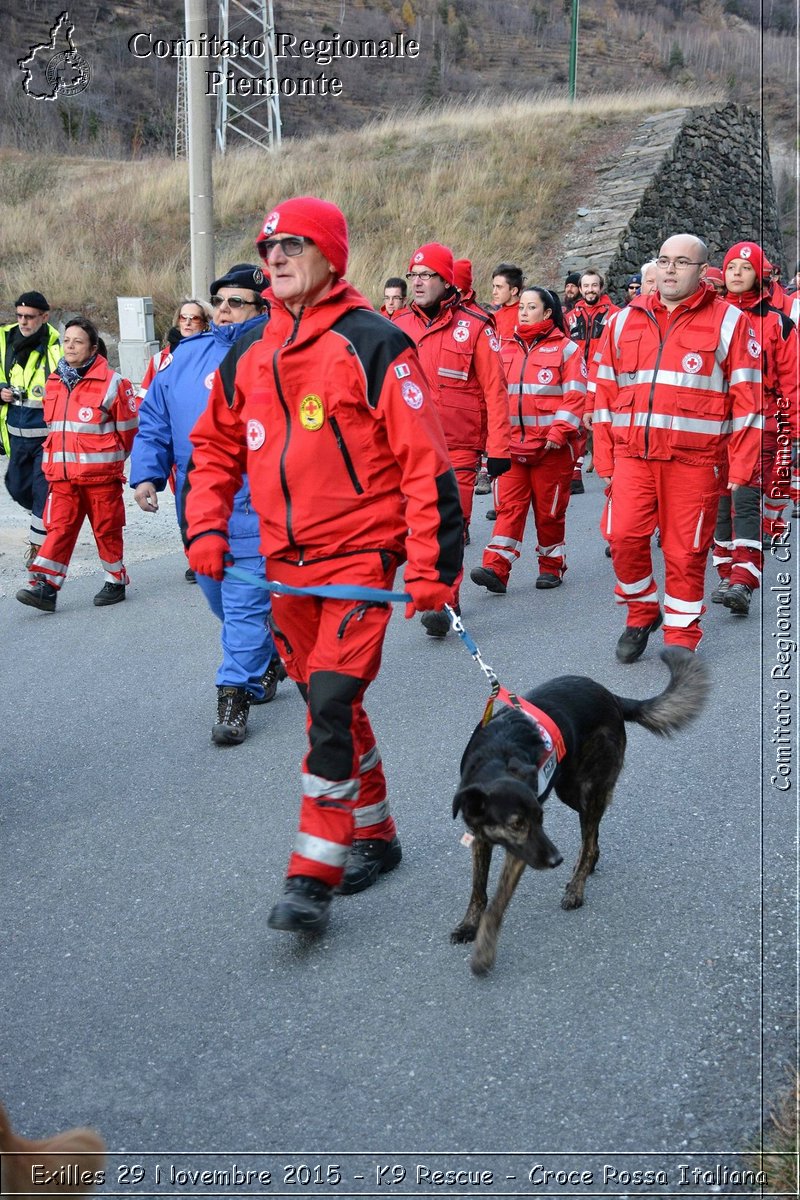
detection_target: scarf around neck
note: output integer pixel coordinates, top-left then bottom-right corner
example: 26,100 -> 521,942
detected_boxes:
57,352 -> 98,392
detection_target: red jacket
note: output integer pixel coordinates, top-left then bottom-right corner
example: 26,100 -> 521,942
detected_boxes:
590,284 -> 764,485
42,356 -> 138,484
393,294 -> 510,456
567,295 -> 620,363
725,292 -> 799,438
184,280 -> 463,584
502,324 -> 587,455
492,303 -> 519,344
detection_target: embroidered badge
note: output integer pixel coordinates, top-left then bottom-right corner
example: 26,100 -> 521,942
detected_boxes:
740,245 -> 752,259
747,338 -> 762,358
246,419 -> 266,450
204,372 -> 216,389
413,251 -> 425,264
453,326 -> 469,343
262,210 -> 280,236
394,363 -> 411,379
401,381 -> 424,409
538,368 -> 554,385
30,384 -> 45,397
78,407 -> 93,422
127,397 -> 137,413
299,394 -> 325,430
682,353 -> 703,374
489,335 -> 501,352
158,353 -> 173,372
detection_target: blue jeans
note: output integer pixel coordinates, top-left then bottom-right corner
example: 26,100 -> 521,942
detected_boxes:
195,554 -> 274,700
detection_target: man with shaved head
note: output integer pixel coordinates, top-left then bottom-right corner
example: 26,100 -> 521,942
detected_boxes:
589,233 -> 764,660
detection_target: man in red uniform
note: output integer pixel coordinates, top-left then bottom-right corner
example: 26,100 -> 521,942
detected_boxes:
393,242 -> 511,635
183,197 -> 463,935
591,233 -> 763,660
567,269 -> 619,493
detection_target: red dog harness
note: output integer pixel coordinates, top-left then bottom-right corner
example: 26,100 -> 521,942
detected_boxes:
482,686 -> 567,797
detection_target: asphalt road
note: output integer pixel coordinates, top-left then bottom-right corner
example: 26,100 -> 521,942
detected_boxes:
1,473 -> 796,1198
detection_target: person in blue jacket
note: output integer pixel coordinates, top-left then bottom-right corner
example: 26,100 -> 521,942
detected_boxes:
130,263 -> 284,746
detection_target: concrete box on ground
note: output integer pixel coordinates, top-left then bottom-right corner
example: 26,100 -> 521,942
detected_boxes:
117,296 -> 156,342
118,340 -> 159,386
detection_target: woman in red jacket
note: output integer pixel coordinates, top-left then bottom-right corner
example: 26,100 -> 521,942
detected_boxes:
16,317 -> 138,613
471,286 -> 586,593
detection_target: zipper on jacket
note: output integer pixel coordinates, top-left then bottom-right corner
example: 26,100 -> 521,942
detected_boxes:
329,415 -> 364,494
514,334 -> 546,444
641,312 -> 674,459
271,306 -> 307,559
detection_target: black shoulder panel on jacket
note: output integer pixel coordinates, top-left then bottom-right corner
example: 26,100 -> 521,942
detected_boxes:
218,317 -> 268,408
330,308 -> 417,410
766,304 -> 796,341
457,302 -> 491,325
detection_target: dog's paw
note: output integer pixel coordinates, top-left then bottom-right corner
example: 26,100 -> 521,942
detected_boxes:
470,946 -> 496,975
450,923 -> 478,944
560,889 -> 584,910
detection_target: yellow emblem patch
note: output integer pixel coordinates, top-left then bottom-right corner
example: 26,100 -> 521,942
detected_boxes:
299,394 -> 325,431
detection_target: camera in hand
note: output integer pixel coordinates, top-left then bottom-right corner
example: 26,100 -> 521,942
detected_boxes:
8,385 -> 27,403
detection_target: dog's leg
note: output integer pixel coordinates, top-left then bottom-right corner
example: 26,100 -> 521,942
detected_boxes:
470,851 -> 526,975
451,835 -> 492,943
562,788 -> 610,910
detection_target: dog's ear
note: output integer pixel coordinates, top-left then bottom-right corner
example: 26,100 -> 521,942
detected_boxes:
452,783 -> 487,821
507,756 -> 539,790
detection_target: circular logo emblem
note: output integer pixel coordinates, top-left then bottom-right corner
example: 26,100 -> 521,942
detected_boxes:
246,419 -> 265,450
128,397 -> 137,413
204,372 -> 216,389
740,245 -> 752,259
78,406 -> 93,422
682,353 -> 703,374
262,210 -> 280,236
401,381 -> 424,409
299,394 -> 325,431
538,368 -> 554,385
747,338 -> 762,358
413,251 -> 425,264
489,336 -> 501,352
158,353 -> 173,372
30,384 -> 45,398
453,326 -> 469,343
45,50 -> 91,96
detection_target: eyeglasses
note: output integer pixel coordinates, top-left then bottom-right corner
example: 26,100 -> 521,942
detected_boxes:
258,235 -> 311,260
405,271 -> 439,282
179,313 -> 205,324
210,295 -> 257,309
655,257 -> 705,270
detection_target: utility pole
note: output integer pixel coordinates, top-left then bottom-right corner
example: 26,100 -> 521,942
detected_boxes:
185,0 -> 215,295
568,0 -> 580,101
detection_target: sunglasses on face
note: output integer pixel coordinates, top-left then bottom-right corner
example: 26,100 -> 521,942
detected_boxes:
258,235 -> 311,260
210,295 -> 257,309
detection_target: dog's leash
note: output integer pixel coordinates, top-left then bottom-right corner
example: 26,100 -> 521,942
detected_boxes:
223,566 -> 501,689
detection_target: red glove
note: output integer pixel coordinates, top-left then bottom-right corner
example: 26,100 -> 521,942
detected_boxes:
404,578 -> 455,618
187,533 -> 230,581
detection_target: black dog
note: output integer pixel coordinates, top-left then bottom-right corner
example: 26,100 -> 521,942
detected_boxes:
451,647 -> 709,975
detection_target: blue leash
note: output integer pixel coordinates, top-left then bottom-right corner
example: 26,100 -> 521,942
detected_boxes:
223,565 -> 499,686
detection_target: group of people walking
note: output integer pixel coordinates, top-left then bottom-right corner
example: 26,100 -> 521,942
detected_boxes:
2,195 -> 797,939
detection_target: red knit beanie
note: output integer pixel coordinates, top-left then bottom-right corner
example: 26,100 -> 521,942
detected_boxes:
723,241 -> 768,279
409,242 -> 455,285
256,196 -> 349,277
704,266 -> 724,285
453,258 -> 473,293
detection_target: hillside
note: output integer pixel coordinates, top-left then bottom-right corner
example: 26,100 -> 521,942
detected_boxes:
0,0 -> 795,155
0,89 -> 727,335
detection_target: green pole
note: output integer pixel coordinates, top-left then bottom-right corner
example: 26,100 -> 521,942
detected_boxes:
568,0 -> 580,101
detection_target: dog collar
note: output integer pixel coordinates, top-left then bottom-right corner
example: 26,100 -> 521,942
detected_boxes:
482,686 -> 567,797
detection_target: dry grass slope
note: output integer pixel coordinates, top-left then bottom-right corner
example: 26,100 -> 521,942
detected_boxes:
0,86 -> 721,331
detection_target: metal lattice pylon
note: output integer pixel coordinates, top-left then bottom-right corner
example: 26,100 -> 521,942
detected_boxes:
216,0 -> 282,153
175,55 -> 188,159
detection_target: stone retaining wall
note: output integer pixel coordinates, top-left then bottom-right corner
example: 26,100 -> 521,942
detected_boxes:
560,103 -> 784,301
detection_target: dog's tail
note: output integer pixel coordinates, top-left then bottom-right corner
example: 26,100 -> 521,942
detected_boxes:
617,647 -> 710,737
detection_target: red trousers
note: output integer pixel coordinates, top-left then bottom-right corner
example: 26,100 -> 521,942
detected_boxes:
602,457 -> 719,650
31,479 -> 128,590
482,446 -> 574,581
269,554 -> 397,888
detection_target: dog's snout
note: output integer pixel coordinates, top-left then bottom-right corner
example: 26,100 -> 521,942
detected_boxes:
548,850 -> 563,869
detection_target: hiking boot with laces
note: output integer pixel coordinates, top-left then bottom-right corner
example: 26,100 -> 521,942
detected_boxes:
337,836 -> 403,895
252,652 -> 287,705
474,468 -> 492,495
723,582 -> 752,615
615,610 -> 663,664
710,577 -> 731,604
212,686 -> 251,745
267,876 -> 333,934
570,477 -> 585,495
535,573 -> 562,589
16,578 -> 57,613
470,565 -> 507,594
94,582 -> 126,606
23,542 -> 40,568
